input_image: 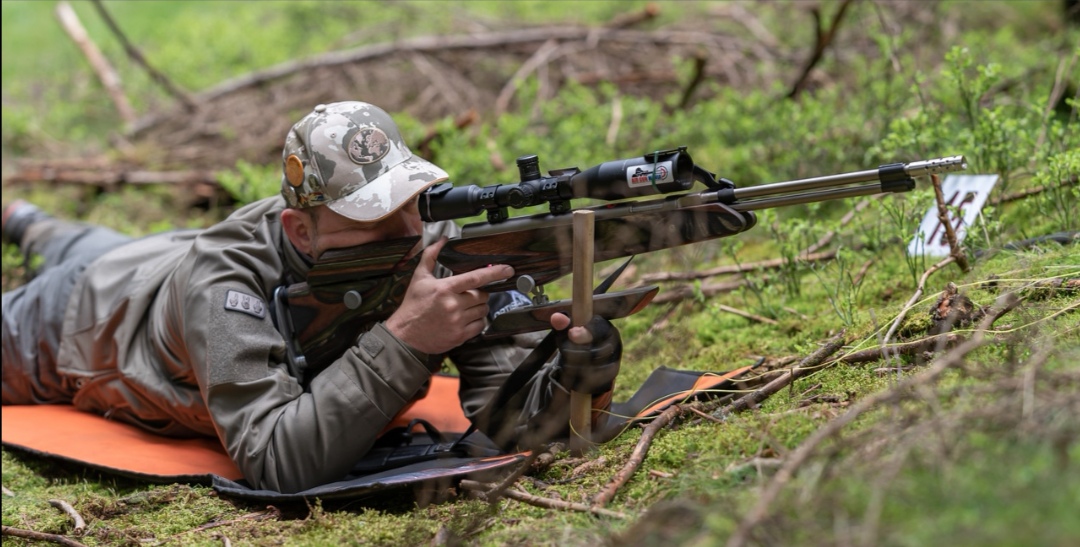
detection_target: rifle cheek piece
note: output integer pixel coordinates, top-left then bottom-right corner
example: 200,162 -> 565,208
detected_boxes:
878,162 -> 916,193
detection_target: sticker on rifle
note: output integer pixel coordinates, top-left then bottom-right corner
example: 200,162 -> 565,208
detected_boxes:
908,174 -> 999,257
488,291 -> 534,321
224,289 -> 267,319
627,161 -> 674,188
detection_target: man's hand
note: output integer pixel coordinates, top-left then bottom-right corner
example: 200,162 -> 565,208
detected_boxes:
553,315 -> 622,394
385,237 -> 513,355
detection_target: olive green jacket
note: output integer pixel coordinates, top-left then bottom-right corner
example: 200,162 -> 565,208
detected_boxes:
55,196 -> 553,492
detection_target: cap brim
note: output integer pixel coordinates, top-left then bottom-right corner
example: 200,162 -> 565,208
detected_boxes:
326,157 -> 448,223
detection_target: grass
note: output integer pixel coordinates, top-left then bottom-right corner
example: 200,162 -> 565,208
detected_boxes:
3,0 -> 1079,545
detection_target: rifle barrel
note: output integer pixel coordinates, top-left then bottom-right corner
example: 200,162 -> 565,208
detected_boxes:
729,183 -> 888,212
731,155 -> 966,200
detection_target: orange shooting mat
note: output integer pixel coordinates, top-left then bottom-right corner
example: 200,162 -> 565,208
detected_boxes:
1,374 -> 469,482
1,367 -> 750,489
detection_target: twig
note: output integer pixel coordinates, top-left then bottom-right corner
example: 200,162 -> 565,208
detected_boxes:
409,52 -> 466,110
48,499 -> 86,534
989,177 -> 1079,206
605,94 -> 623,147
593,404 -> 682,507
485,451 -> 542,502
649,279 -> 749,305
2,525 -> 89,547
459,480 -> 628,519
852,258 -> 875,286
687,406 -> 725,424
179,507 -> 280,536
88,0 -> 197,111
494,39 -> 562,117
604,3 -> 660,29
931,173 -> 970,272
880,256 -> 956,363
786,0 -> 855,99
724,333 -> 846,414
132,26 -> 752,134
676,54 -> 708,110
726,293 -> 1021,547
2,486 -> 14,497
714,303 -> 780,325
806,197 -> 875,254
55,1 -> 136,127
214,533 -> 232,547
835,333 -> 961,365
1033,50 -> 1077,158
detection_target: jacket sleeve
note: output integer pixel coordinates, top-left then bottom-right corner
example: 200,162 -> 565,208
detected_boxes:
187,283 -> 435,493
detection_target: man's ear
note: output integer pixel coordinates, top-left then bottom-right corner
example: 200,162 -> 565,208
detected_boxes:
280,208 -> 315,256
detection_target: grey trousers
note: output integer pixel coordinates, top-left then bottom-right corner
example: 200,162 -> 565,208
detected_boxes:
2,219 -> 131,404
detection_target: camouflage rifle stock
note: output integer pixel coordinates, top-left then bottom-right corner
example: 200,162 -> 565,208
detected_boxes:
273,148 -> 966,378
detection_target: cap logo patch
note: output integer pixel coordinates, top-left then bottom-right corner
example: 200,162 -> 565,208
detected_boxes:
347,127 -> 391,165
285,154 -> 305,188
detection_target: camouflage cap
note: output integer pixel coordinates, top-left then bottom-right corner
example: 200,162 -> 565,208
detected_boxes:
280,102 -> 448,222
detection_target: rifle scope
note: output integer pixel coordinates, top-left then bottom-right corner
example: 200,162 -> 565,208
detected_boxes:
420,148 -> 696,223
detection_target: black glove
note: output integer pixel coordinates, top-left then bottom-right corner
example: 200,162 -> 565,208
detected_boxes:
555,316 -> 622,395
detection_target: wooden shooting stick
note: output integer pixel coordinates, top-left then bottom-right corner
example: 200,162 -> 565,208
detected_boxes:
569,209 -> 595,454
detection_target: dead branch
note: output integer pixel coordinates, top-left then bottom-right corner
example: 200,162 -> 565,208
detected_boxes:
989,176 -> 1079,206
159,27 -> 747,116
714,304 -> 780,326
604,3 -> 661,29
640,250 -> 837,284
459,480 -> 628,519
88,0 -> 197,111
410,53 -> 467,110
2,525 -> 89,547
676,54 -> 708,110
55,1 -> 136,128
593,404 -> 681,507
852,258 -> 875,286
594,333 -> 839,508
6,163 -> 220,187
931,173 -> 971,272
834,333 -> 962,366
726,293 -> 1021,547
724,333 -> 846,414
880,256 -> 957,362
415,110 -> 478,158
48,499 -> 86,535
786,0 -> 856,99
649,278 -> 749,305
606,94 -> 623,147
1034,49 -> 1078,158
484,451 -> 542,503
804,197 -> 874,254
178,507 -> 280,536
494,39 -> 563,117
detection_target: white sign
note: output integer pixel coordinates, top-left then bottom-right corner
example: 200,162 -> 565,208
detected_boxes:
908,174 -> 1000,257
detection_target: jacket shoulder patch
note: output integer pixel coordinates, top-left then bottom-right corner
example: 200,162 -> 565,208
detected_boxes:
224,289 -> 266,319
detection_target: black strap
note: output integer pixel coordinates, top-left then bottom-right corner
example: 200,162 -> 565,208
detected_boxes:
461,257 -> 635,450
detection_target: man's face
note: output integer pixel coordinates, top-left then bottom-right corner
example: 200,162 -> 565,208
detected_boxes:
307,198 -> 423,259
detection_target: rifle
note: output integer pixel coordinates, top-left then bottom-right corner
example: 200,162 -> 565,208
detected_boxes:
273,148 -> 966,379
